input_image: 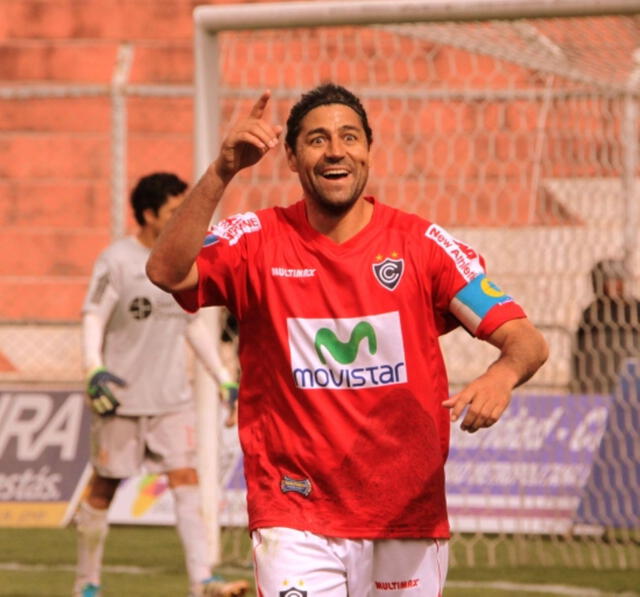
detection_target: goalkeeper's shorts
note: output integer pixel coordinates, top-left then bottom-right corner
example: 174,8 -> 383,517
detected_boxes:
251,527 -> 448,597
90,406 -> 197,478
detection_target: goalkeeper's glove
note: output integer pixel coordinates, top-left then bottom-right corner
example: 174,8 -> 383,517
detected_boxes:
221,381 -> 239,427
221,381 -> 239,407
86,367 -> 126,416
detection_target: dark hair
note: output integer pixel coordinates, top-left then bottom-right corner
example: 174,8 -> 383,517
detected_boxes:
285,83 -> 373,151
591,258 -> 627,294
130,172 -> 188,226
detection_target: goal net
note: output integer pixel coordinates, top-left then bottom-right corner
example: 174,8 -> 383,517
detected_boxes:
194,0 -> 640,570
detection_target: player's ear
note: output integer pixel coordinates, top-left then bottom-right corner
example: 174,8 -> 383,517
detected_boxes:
142,207 -> 156,226
285,143 -> 298,173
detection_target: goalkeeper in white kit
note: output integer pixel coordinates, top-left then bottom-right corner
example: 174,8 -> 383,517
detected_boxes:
73,172 -> 248,597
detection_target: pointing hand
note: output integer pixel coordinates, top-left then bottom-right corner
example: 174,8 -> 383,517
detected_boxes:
215,90 -> 283,181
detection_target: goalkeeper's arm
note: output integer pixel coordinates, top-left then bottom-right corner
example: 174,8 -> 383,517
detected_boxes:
185,315 -> 239,426
83,309 -> 126,416
185,315 -> 235,387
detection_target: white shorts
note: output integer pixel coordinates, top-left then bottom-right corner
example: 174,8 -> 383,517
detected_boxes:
252,527 -> 448,597
90,407 -> 197,479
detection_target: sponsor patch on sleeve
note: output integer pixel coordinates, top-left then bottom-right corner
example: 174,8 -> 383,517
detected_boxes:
205,212 -> 261,247
203,233 -> 220,247
425,224 -> 484,282
449,274 -> 514,334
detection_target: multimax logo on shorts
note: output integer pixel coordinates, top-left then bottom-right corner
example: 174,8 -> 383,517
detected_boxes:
287,312 -> 407,390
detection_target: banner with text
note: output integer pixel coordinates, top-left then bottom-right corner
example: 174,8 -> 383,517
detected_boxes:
446,392 -> 611,533
0,389 -> 91,527
4,387 -> 635,534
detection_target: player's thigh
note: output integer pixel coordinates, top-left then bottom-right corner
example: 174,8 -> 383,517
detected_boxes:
143,407 -> 197,473
90,414 -> 144,478
252,527 -> 361,597
372,538 -> 448,597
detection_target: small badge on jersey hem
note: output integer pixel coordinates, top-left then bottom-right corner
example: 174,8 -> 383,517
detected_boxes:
280,475 -> 312,497
373,253 -> 404,291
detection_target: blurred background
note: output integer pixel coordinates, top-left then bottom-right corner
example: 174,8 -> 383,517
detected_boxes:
1,1 -> 639,595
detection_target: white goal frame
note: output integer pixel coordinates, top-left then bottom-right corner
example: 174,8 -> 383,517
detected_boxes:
192,0 -> 640,566
193,0 -> 640,175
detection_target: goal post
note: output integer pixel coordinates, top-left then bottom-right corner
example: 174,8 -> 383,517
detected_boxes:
192,20 -> 224,567
194,0 -> 640,32
193,0 -> 640,172
193,0 -> 640,569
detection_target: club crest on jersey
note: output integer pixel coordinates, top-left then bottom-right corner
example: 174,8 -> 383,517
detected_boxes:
372,254 -> 404,291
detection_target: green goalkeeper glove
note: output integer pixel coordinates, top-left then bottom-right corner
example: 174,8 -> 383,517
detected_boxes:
221,381 -> 239,427
86,367 -> 126,416
221,381 -> 239,408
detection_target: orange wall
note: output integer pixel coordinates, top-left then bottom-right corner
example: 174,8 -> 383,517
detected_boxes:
0,2 -> 627,320
0,0 -> 264,321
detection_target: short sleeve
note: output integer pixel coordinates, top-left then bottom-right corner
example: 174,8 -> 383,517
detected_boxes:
173,211 -> 262,318
425,223 -> 526,338
82,251 -> 119,319
450,274 -> 526,338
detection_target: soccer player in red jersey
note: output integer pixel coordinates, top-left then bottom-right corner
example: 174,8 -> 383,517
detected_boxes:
147,84 -> 548,597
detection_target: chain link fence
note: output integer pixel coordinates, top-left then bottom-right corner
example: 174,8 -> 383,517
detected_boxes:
193,6 -> 640,570
0,56 -> 197,385
1,6 -> 640,570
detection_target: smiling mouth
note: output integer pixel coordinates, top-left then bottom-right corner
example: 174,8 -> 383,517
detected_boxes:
321,169 -> 350,180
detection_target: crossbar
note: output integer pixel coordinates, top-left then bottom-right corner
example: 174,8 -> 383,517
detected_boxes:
195,0 -> 640,32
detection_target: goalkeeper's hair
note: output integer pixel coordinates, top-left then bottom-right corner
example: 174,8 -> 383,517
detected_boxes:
285,82 -> 373,152
590,258 -> 627,296
130,172 -> 188,226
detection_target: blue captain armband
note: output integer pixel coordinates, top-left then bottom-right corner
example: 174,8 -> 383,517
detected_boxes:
449,274 -> 513,335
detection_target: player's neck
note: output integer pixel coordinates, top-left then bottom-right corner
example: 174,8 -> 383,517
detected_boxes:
136,227 -> 156,248
305,197 -> 374,244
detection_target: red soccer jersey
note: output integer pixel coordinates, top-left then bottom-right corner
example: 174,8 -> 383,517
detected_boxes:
174,198 -> 525,539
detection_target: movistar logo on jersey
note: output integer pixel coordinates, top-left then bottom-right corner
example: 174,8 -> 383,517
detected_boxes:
288,312 -> 406,390
315,322 -> 377,364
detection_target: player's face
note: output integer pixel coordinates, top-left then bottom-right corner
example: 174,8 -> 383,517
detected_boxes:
604,277 -> 624,298
287,103 -> 370,215
145,193 -> 185,239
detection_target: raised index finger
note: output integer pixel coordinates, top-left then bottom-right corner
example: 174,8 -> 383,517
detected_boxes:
249,90 -> 272,119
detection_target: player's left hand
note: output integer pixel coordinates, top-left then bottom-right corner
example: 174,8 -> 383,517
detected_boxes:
86,367 -> 126,416
220,381 -> 239,427
442,371 -> 513,433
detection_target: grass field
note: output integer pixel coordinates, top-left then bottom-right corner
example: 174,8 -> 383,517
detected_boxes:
0,527 -> 638,597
